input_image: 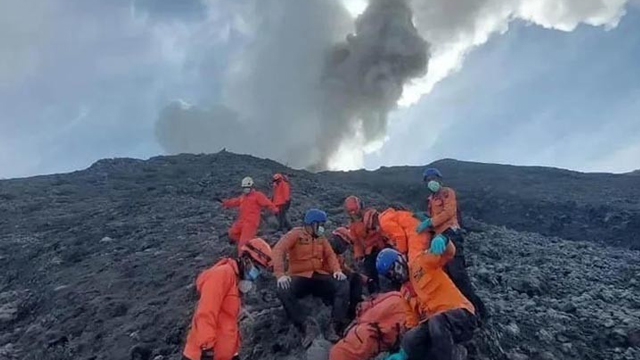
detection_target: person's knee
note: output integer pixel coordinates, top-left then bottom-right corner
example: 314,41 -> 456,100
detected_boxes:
427,314 -> 450,342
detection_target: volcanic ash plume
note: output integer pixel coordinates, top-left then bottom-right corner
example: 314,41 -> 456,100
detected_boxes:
316,0 -> 430,168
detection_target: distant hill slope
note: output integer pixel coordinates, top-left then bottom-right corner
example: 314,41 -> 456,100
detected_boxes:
320,159 -> 640,249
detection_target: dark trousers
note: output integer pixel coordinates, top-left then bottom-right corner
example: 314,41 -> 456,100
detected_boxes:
442,229 -> 488,321
347,272 -> 364,321
402,309 -> 477,360
276,201 -> 292,231
276,273 -> 350,329
363,248 -> 381,294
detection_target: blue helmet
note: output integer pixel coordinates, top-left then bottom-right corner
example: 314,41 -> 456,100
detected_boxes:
376,248 -> 402,276
422,167 -> 442,180
304,209 -> 328,225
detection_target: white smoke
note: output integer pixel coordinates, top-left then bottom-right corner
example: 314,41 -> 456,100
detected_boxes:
154,0 -> 631,170
400,0 -> 629,106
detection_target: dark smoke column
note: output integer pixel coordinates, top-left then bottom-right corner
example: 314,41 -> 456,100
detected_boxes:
316,0 -> 429,169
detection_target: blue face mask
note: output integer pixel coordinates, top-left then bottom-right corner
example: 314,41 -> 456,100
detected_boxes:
245,265 -> 261,281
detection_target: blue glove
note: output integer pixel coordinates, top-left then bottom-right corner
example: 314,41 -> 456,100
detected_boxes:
415,218 -> 432,233
413,211 -> 429,221
430,234 -> 448,255
385,349 -> 408,360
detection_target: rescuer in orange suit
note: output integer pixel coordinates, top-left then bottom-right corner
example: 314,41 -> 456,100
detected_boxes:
273,209 -> 349,347
329,291 -> 417,360
416,168 -> 488,320
343,196 -> 388,294
376,220 -> 477,360
182,238 -> 273,360
221,176 -> 278,251
271,173 -> 292,231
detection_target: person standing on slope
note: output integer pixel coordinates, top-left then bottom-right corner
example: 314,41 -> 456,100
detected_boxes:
271,173 -> 292,232
376,234 -> 477,360
415,168 -> 488,321
222,177 -> 278,252
273,209 -> 349,347
344,196 -> 388,294
182,238 -> 273,360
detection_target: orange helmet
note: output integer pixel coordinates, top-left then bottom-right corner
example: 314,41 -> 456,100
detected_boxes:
273,173 -> 284,182
332,227 -> 353,245
344,195 -> 363,215
240,238 -> 273,268
363,208 -> 379,230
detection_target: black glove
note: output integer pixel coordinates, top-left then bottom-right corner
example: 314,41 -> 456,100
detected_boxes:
201,349 -> 214,360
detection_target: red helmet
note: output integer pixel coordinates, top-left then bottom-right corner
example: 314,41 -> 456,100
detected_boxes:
240,238 -> 273,268
363,209 -> 379,230
344,195 -> 363,215
332,227 -> 353,245
273,173 -> 284,182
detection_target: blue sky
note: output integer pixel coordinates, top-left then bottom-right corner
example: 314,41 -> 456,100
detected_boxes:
0,0 -> 638,178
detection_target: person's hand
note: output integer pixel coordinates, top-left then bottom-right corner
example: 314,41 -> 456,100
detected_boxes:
415,218 -> 433,233
333,271 -> 347,281
201,349 -> 214,360
277,276 -> 292,289
429,234 -> 447,255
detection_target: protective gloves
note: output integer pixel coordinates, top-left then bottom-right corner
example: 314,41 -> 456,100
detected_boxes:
413,212 -> 429,221
415,218 -> 433,233
333,271 -> 347,281
384,348 -> 407,360
277,276 -> 292,290
429,234 -> 448,255
201,349 -> 214,360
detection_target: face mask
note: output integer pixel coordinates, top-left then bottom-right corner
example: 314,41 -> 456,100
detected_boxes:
316,225 -> 326,236
242,187 -> 251,194
238,280 -> 254,294
245,265 -> 261,281
427,180 -> 441,193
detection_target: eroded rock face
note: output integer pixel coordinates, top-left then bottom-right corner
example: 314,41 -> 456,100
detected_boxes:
0,152 -> 638,360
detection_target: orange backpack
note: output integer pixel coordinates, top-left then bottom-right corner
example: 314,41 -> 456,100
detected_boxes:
348,291 -> 410,353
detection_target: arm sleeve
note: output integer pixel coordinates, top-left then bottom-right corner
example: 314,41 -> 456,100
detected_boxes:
430,190 -> 457,228
272,233 -> 297,277
418,241 -> 456,269
349,223 -> 366,259
323,239 -> 342,273
222,196 -> 241,208
407,232 -> 430,264
192,271 -> 231,349
257,192 -> 279,214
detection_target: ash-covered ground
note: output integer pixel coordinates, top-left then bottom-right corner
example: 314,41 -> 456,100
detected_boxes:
0,152 -> 638,360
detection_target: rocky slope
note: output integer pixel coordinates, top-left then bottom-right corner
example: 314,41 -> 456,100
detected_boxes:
0,152 -> 639,360
320,160 -> 640,249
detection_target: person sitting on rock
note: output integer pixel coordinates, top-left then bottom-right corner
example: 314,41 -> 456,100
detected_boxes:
182,238 -> 273,360
344,196 -> 389,294
328,227 -> 371,321
273,209 -> 349,347
221,176 -> 278,252
271,173 -> 292,232
375,234 -> 477,360
415,168 -> 488,321
329,291 -> 418,360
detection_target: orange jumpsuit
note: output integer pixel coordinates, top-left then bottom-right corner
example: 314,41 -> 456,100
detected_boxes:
427,187 -> 460,234
183,259 -> 241,360
272,179 -> 291,206
273,227 -> 341,278
223,190 -> 278,249
329,292 -> 417,360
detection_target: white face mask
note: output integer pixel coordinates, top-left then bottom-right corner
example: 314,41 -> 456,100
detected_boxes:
242,187 -> 251,194
316,225 -> 326,236
238,280 -> 254,294
427,180 -> 441,193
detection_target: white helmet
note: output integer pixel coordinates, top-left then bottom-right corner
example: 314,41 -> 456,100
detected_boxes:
241,177 -> 254,188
